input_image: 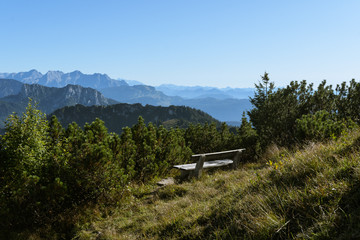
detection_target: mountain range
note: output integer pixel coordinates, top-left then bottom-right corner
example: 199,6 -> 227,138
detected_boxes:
0,79 -> 116,128
98,85 -> 252,123
0,79 -> 221,133
0,70 -> 254,125
156,84 -> 254,100
0,70 -> 127,89
99,85 -> 177,106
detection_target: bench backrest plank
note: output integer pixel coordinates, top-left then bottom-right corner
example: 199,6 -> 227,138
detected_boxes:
191,149 -> 245,161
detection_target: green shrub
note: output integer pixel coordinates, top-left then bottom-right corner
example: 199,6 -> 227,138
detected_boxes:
131,117 -> 192,182
236,113 -> 261,161
0,100 -> 58,228
295,110 -> 355,142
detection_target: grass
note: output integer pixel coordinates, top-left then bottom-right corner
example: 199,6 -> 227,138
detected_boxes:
69,128 -> 360,239
17,129 -> 360,239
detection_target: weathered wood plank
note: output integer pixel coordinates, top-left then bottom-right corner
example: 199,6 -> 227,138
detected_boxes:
192,149 -> 245,157
203,159 -> 233,168
174,163 -> 197,171
174,159 -> 233,171
191,149 -> 245,161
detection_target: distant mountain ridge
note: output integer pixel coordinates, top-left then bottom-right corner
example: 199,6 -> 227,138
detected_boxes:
0,70 -> 254,123
99,85 -> 181,106
122,79 -> 144,86
0,79 -> 116,128
0,70 -> 128,89
0,78 -> 24,98
0,78 -> 223,132
156,84 -> 255,99
0,69 -> 43,84
99,86 -> 251,122
0,70 -> 254,100
176,97 -> 251,123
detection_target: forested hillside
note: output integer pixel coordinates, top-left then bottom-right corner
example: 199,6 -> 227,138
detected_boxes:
1,73 -> 360,239
50,103 -> 221,134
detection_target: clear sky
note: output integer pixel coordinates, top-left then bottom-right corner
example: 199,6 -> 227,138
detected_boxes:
0,0 -> 359,88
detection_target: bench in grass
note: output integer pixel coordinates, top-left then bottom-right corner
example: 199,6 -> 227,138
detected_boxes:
174,149 -> 245,179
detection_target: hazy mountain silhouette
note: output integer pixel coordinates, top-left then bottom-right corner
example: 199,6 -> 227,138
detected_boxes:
0,70 -> 127,89
156,84 -> 255,99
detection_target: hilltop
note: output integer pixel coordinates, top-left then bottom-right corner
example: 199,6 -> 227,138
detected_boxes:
74,128 -> 360,239
2,75 -> 360,239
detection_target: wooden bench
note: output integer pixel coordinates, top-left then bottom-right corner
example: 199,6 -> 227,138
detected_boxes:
174,149 -> 245,179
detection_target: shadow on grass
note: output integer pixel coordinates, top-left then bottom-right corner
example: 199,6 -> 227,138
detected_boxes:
337,135 -> 360,156
328,181 -> 360,239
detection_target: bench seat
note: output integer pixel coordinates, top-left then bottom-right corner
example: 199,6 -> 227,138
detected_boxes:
174,159 -> 233,171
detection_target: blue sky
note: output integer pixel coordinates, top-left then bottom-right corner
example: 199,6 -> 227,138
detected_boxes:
0,0 -> 359,88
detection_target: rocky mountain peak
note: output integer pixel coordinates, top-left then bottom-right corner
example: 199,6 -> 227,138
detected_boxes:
0,70 -> 128,89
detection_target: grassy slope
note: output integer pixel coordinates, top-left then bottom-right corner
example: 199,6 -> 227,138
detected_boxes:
62,129 -> 360,239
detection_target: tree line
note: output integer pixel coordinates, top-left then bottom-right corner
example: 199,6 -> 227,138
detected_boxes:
249,73 -> 358,148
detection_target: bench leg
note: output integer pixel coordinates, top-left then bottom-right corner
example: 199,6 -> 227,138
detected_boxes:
193,155 -> 206,178
232,150 -> 242,169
